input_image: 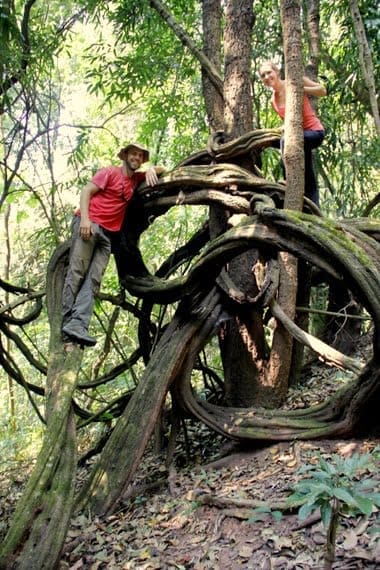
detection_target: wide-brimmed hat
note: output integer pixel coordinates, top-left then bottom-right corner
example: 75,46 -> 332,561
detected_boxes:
118,142 -> 150,162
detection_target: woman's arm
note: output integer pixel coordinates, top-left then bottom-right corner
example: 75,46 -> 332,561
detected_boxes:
303,75 -> 327,97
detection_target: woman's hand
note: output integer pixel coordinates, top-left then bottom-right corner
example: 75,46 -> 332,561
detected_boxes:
303,76 -> 327,97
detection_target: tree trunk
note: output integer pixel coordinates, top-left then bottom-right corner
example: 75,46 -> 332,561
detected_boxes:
304,0 -> 321,77
265,0 -> 304,403
0,244 -> 81,570
293,0 -> 323,382
281,0 -> 305,212
219,0 -> 266,407
79,289 -> 224,516
173,211 -> 380,439
223,0 -> 254,137
201,0 -> 224,131
348,0 -> 380,136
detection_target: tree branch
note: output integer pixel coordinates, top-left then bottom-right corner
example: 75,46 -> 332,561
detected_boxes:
270,300 -> 365,374
149,0 -> 224,97
348,0 -> 380,136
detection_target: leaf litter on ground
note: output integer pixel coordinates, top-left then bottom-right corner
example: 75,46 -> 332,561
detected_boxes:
0,332 -> 379,569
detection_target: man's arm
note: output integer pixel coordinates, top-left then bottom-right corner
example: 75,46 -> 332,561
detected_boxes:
79,182 -> 100,240
145,165 -> 166,187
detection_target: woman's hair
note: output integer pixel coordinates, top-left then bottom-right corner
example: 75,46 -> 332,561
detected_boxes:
259,61 -> 280,75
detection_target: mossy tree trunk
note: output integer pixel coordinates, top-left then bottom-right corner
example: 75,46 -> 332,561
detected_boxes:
84,206 -> 380,515
78,289 -> 224,516
0,245 -> 82,570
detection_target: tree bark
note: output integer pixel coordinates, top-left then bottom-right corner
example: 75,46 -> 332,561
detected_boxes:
219,0 -> 270,408
281,0 -> 305,211
201,0 -> 224,131
0,244 -> 82,570
173,211 -> 380,439
266,0 -> 304,403
304,0 -> 321,78
79,290 -> 224,516
223,0 -> 254,137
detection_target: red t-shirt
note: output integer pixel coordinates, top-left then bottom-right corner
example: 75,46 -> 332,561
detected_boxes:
77,166 -> 146,232
271,94 -> 324,131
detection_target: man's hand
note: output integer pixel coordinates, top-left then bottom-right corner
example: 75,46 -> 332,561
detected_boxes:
145,166 -> 159,187
79,182 -> 99,240
79,219 -> 92,240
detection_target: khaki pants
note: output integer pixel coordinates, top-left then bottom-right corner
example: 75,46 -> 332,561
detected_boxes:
62,217 -> 112,332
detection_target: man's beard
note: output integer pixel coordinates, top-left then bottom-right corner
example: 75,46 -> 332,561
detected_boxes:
126,158 -> 139,171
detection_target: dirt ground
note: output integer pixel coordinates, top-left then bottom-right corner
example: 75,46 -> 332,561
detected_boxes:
1,343 -> 379,569
1,434 -> 379,570
55,434 -> 379,570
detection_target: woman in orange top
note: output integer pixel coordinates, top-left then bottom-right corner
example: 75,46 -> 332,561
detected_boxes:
259,61 -> 327,207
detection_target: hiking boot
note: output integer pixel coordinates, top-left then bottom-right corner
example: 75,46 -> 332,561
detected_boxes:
62,323 -> 97,347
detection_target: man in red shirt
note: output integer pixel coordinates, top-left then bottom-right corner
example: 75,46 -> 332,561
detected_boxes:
62,142 -> 165,347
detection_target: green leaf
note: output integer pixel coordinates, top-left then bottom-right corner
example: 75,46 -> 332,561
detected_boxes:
367,492 -> 380,506
298,502 -> 316,521
352,495 -> 375,516
319,457 -> 337,475
297,464 -> 317,475
16,210 -> 29,223
272,510 -> 283,522
320,502 -> 333,528
300,481 -> 333,496
333,487 -> 356,505
287,492 -> 307,504
26,195 -> 39,208
308,470 -> 332,482
356,479 -> 379,491
5,192 -> 18,204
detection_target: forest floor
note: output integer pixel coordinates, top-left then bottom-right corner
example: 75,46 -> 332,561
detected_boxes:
1,339 -> 379,569
59,434 -> 379,570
